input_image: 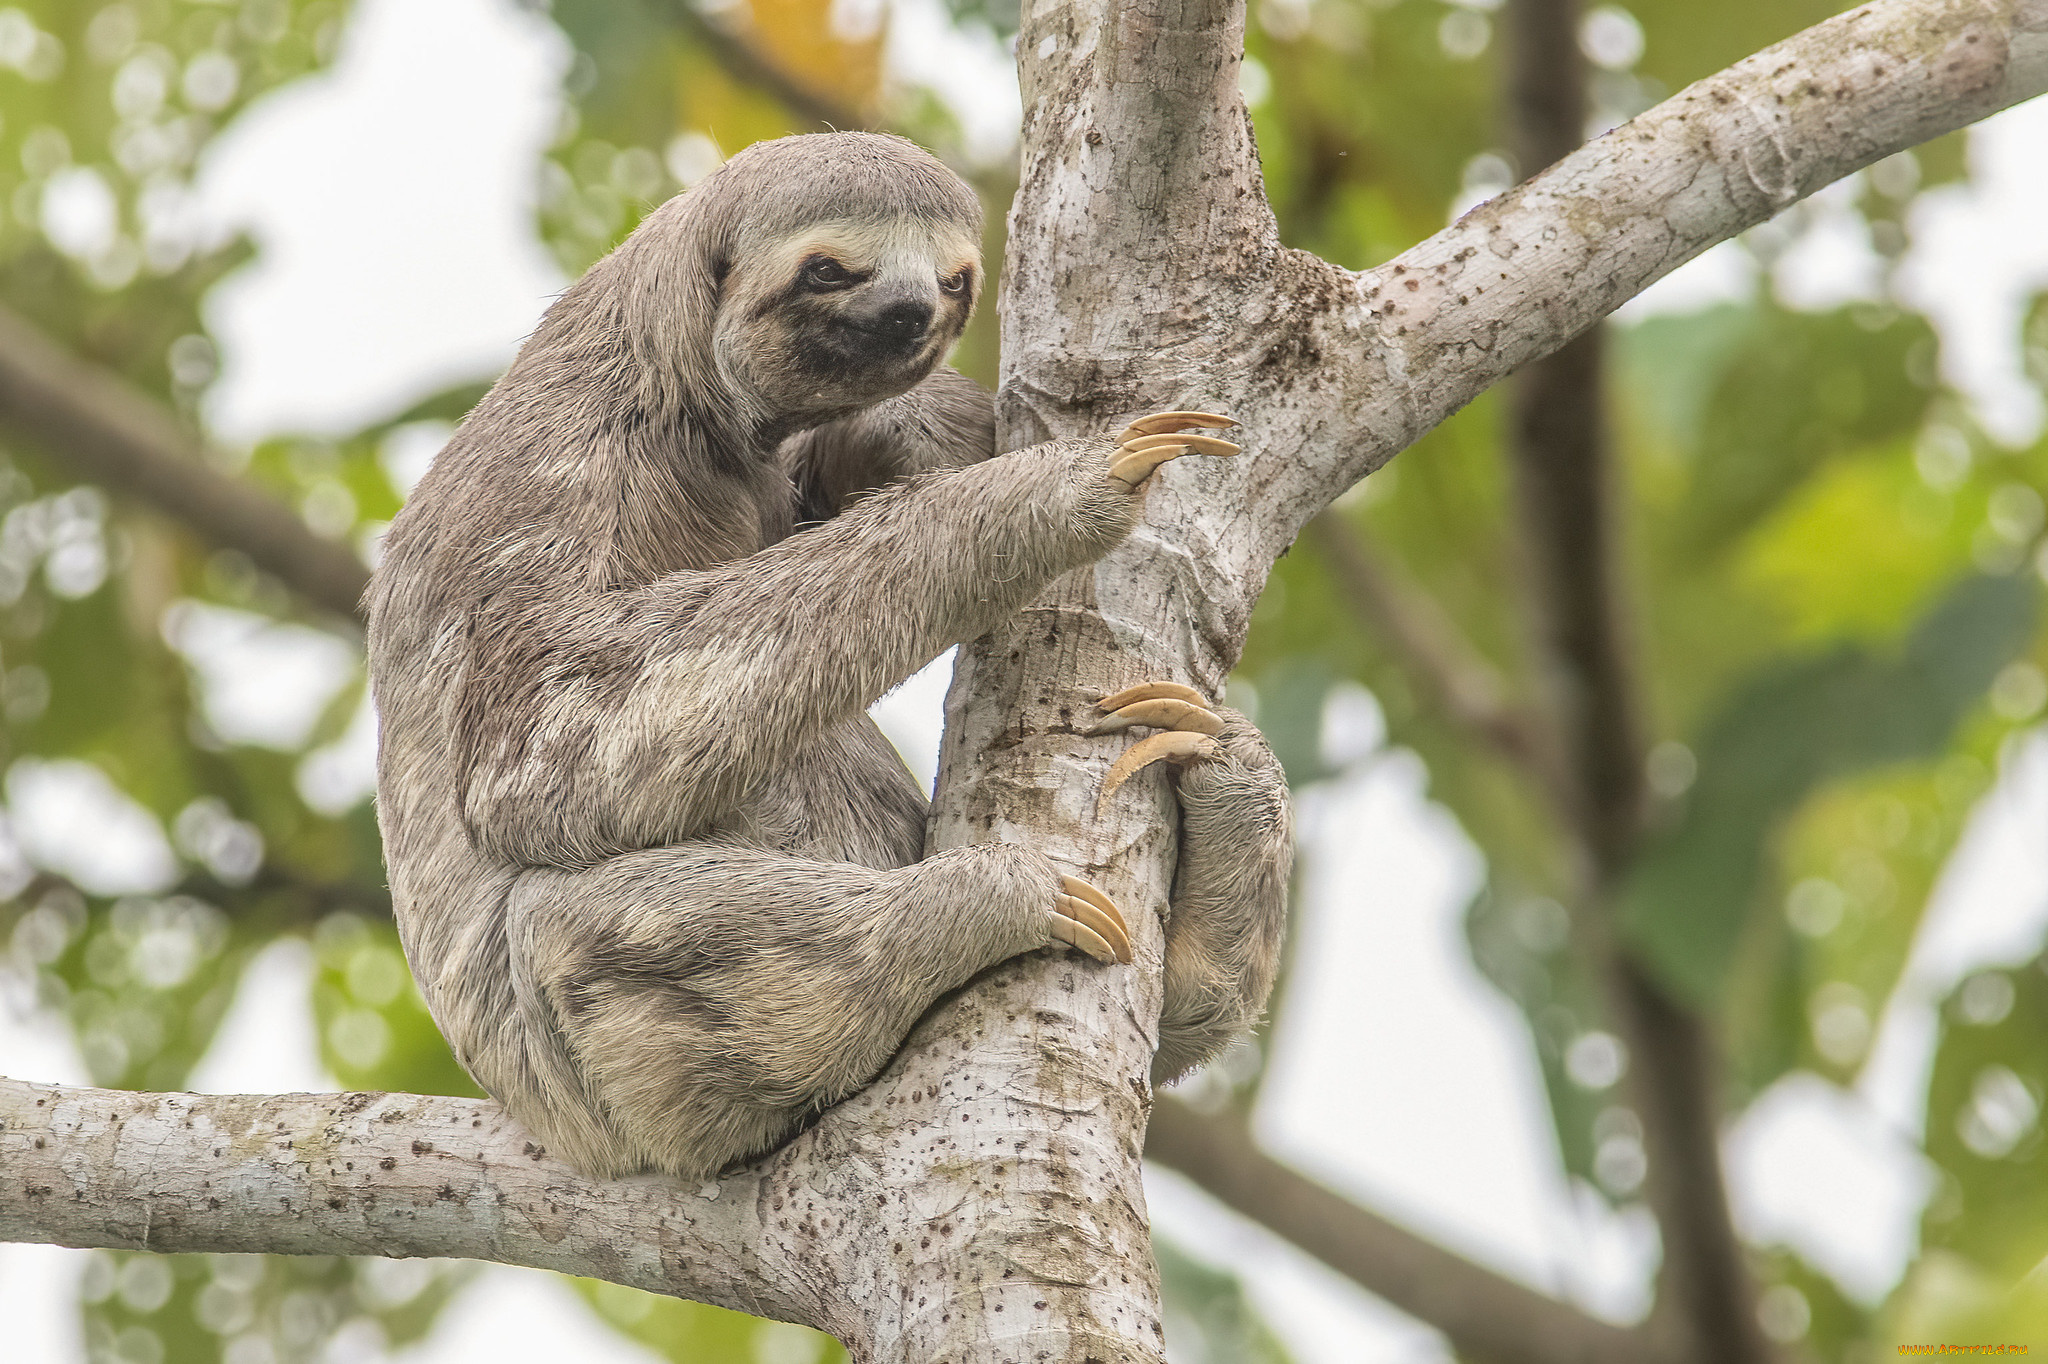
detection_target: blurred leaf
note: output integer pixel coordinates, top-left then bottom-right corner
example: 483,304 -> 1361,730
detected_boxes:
1626,0 -> 1850,90
77,1248 -> 472,1364
1621,572 -> 2037,1008
1622,302 -> 1939,559
1727,748 -> 1996,1104
1733,441 -> 1982,646
1467,879 -> 1614,1185
1885,1248 -> 2048,1349
1752,1247 -> 1874,1360
1247,656 -> 1335,787
1921,955 -> 2048,1281
575,1279 -> 848,1363
310,912 -> 482,1098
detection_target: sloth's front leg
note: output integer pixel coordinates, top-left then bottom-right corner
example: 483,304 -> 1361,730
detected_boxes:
1091,683 -> 1295,1084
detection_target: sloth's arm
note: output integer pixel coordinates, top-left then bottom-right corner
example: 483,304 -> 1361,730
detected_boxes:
1088,686 -> 1294,1084
780,367 -> 997,524
457,425 -> 1232,868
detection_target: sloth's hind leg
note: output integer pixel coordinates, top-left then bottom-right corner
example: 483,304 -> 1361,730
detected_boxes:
1089,683 -> 1294,1085
500,841 -> 1127,1180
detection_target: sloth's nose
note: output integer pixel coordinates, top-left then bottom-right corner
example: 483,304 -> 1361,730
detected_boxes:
873,298 -> 932,341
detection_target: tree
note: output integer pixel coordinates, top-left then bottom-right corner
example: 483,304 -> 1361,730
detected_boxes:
3,0 -> 2048,1360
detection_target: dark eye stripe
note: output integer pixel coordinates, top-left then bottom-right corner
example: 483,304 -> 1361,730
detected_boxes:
798,255 -> 864,293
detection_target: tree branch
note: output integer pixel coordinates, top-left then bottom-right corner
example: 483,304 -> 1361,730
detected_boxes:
974,1 -> 2047,1357
0,1078 -> 808,1322
1305,512 -> 1555,785
0,305 -> 369,623
1032,0 -> 2048,589
1146,1098 -> 1660,1364
1497,2 -> 1775,1359
649,0 -> 869,133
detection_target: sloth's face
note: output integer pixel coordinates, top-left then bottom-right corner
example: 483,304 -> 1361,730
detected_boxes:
716,215 -> 981,423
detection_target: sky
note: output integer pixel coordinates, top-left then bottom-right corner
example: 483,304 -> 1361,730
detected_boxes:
3,1 -> 2048,1361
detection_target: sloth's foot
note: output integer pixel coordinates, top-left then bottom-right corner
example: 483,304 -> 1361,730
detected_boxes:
1108,412 -> 1239,492
1053,874 -> 1133,964
1089,681 -> 1226,813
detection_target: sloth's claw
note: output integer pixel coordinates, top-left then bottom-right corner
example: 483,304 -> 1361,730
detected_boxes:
1098,732 -> 1222,810
1118,411 -> 1239,443
1053,874 -> 1133,964
1092,682 -> 1227,812
1089,697 -> 1225,737
1107,414 -> 1240,492
1097,681 -> 1210,711
1121,432 -> 1242,458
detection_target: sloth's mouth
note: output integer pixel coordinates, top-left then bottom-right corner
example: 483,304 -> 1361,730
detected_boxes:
820,318 -> 937,370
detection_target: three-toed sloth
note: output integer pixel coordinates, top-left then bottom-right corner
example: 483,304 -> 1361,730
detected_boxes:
367,132 -> 1294,1181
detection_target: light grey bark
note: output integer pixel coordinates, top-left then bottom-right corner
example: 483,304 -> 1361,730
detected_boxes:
4,1 -> 2047,1360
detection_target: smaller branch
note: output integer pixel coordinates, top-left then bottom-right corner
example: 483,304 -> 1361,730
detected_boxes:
0,1078 -> 804,1324
4,862 -> 390,933
652,0 -> 869,133
0,306 -> 368,623
1499,1 -> 1774,1357
1606,958 -> 1771,1364
1246,0 -> 2048,545
1145,1098 -> 1660,1364
1306,512 -> 1556,788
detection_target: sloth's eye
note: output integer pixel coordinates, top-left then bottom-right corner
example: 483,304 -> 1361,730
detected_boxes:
802,258 -> 852,290
940,270 -> 972,295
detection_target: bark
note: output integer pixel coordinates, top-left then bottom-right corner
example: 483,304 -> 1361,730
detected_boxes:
4,1 -> 2047,1360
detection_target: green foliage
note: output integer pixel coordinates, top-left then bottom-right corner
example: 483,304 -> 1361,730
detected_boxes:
1621,572 -> 2036,1008
310,911 -> 482,1097
1922,958 -> 2048,1280
576,1280 -> 849,1363
1226,3 -> 2048,1351
76,1249 -> 472,1364
1888,955 -> 2048,1344
1627,302 -> 1939,559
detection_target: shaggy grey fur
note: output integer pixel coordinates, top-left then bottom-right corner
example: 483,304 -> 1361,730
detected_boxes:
367,132 -> 1292,1181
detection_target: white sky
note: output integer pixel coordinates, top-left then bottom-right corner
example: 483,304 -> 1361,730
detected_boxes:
4,2 -> 2048,1361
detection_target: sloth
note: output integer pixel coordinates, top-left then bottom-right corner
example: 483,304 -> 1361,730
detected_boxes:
366,131 -> 1294,1182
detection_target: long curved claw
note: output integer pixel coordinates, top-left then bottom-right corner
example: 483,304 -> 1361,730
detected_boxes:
1098,681 -> 1210,711
1119,432 -> 1243,459
1087,697 -> 1225,737
1053,874 -> 1134,964
1096,731 -> 1221,812
1106,414 -> 1241,492
1050,911 -> 1119,963
1118,411 -> 1239,443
